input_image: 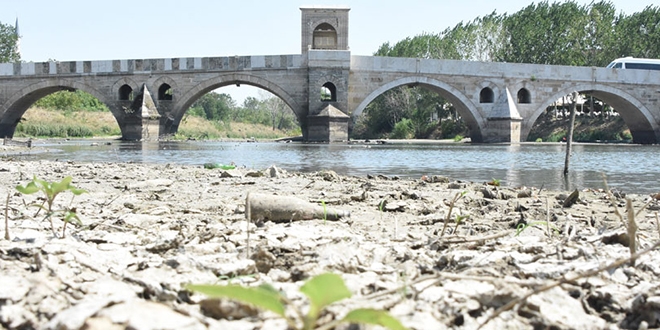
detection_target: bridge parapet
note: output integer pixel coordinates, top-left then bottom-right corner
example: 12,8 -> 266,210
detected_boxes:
0,54 -> 304,77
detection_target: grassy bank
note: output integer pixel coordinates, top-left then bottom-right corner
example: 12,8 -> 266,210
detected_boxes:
15,108 -> 299,140
527,110 -> 630,142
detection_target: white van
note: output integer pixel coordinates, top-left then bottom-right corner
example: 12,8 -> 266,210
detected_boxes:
606,57 -> 660,70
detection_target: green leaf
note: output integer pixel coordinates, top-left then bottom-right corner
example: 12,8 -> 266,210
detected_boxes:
63,212 -> 83,226
299,273 -> 351,318
341,308 -> 408,330
16,181 -> 40,194
52,176 -> 73,194
185,284 -> 286,318
69,186 -> 88,195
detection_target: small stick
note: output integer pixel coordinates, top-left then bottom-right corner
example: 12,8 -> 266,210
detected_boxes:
245,192 -> 251,259
4,193 -> 10,240
626,198 -> 637,266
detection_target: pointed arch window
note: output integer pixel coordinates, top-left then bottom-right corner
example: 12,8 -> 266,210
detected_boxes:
517,88 -> 531,104
119,84 -> 134,101
313,23 -> 337,50
158,83 -> 173,100
321,82 -> 337,102
480,87 -> 494,103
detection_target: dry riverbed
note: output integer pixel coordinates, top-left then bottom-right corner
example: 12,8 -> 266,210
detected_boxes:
1,156 -> 659,329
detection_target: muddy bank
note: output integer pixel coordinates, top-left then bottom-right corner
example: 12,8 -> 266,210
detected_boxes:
1,160 -> 659,330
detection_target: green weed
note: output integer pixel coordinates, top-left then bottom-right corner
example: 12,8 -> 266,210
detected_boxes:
187,273 -> 406,330
15,176 -> 87,238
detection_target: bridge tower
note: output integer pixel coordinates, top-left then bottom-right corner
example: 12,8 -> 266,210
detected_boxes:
301,6 -> 351,142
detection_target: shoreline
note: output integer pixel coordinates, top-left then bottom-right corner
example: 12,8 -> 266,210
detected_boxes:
1,159 -> 659,329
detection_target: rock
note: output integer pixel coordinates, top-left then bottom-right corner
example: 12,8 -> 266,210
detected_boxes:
320,170 -> 339,181
563,189 -> 580,207
199,298 -> 260,320
247,193 -> 350,222
266,165 -> 285,178
96,300 -> 205,330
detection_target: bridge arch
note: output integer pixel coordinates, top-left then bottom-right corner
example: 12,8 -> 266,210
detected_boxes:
0,79 -> 118,138
170,73 -> 302,130
152,76 -> 178,101
112,77 -> 140,102
525,83 -> 659,144
351,76 -> 486,142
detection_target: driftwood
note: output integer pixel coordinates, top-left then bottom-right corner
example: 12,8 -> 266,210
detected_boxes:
247,193 -> 350,222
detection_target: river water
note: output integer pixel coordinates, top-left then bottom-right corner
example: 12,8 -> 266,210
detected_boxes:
9,139 -> 660,195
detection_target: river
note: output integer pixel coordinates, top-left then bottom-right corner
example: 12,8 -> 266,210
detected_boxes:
8,139 -> 660,195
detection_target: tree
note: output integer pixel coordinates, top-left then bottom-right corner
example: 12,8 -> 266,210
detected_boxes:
614,5 -> 660,59
188,92 -> 234,121
0,21 -> 20,62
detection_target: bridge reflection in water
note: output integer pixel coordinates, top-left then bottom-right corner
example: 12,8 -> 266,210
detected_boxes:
16,140 -> 660,195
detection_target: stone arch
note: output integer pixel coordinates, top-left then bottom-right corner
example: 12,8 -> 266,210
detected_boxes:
313,23 -> 337,50
524,83 -> 659,144
321,82 -> 337,102
352,76 -> 486,142
112,77 -> 140,101
170,73 -> 302,133
517,88 -> 532,104
0,79 -> 118,138
152,76 -> 177,101
118,85 -> 134,101
480,87 -> 494,103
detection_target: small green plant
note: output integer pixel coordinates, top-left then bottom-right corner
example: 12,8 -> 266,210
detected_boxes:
488,178 -> 501,187
453,134 -> 464,142
187,273 -> 407,330
440,191 -> 467,237
15,176 -> 87,238
453,214 -> 470,235
535,137 -> 543,142
321,200 -> 327,224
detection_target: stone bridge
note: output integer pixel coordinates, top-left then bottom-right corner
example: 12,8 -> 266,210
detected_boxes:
1,6 -> 659,143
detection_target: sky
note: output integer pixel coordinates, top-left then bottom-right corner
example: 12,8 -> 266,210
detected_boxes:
1,0 -> 655,103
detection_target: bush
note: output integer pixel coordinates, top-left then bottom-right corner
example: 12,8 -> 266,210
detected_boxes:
390,118 -> 414,139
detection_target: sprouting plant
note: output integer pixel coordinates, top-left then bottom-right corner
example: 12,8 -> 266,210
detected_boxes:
488,178 -> 501,187
453,214 -> 470,235
440,191 -> 467,237
186,273 -> 407,330
15,176 -> 87,238
378,199 -> 386,221
321,200 -> 327,224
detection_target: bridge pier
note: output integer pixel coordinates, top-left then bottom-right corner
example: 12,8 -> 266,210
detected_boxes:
118,84 -> 161,141
481,118 -> 522,143
306,105 -> 350,142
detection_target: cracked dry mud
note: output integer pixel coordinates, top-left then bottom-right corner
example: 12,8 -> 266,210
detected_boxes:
1,159 -> 659,330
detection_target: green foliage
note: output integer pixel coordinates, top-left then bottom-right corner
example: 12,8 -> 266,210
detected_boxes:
188,93 -> 299,132
186,273 -> 407,330
453,134 -> 464,142
16,176 -> 87,238
0,21 -> 20,63
16,122 -> 94,138
391,118 -> 414,139
34,90 -> 109,112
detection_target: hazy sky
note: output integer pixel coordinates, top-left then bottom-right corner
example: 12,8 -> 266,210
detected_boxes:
1,0 -> 655,102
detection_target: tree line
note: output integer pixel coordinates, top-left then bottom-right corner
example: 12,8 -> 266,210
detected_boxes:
354,1 -> 660,140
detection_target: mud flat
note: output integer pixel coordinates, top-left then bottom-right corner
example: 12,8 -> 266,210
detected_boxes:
1,159 -> 659,329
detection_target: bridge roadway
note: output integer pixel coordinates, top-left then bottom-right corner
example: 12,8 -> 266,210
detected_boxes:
1,50 -> 660,143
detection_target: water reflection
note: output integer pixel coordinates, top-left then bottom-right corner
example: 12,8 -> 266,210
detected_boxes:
17,139 -> 660,194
